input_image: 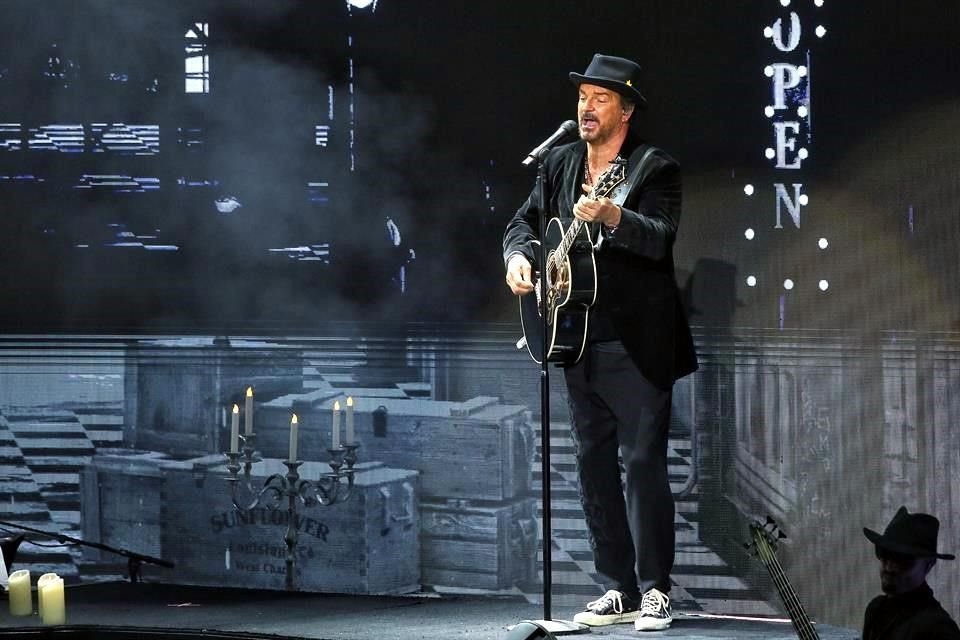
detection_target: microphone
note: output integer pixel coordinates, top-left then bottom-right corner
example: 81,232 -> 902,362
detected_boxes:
521,120 -> 578,166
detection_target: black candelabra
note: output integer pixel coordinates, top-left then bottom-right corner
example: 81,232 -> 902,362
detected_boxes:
225,433 -> 360,590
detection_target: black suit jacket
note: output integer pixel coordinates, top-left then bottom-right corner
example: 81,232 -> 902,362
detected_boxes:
503,131 -> 698,390
863,585 -> 960,640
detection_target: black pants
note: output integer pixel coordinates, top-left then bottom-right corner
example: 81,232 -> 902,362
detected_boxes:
564,341 -> 674,596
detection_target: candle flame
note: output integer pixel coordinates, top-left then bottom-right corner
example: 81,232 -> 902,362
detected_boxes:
347,396 -> 354,407
291,413 -> 298,424
246,386 -> 253,397
232,404 -> 239,413
334,400 -> 341,410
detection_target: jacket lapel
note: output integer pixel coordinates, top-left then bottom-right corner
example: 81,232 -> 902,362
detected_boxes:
562,142 -> 587,219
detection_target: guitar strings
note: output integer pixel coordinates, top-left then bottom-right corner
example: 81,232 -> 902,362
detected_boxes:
755,538 -> 818,638
756,534 -> 820,640
760,543 -> 817,640
545,163 -> 625,275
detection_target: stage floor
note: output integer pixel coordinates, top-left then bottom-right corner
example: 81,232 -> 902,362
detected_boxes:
0,582 -> 860,639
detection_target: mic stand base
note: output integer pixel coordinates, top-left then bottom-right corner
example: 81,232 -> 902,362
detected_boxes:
510,619 -> 592,636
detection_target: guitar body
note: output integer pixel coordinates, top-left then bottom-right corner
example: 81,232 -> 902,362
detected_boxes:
519,217 -> 597,365
516,156 -> 625,366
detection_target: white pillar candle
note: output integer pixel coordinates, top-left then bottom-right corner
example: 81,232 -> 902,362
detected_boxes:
230,404 -> 240,454
37,572 -> 58,620
332,400 -> 341,449
40,576 -> 65,625
244,386 -> 254,435
7,569 -> 32,616
288,413 -> 299,463
346,396 -> 355,444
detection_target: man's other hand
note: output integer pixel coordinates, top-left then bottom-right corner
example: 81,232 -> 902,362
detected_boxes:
506,254 -> 535,296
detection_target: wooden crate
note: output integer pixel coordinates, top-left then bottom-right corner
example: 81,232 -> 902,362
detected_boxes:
160,456 -> 420,594
257,394 -> 533,501
123,338 -> 304,457
82,452 -> 419,594
420,497 -> 538,590
80,451 -> 170,562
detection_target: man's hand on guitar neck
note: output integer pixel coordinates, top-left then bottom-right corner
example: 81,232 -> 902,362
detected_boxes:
574,183 -> 622,229
506,253 -> 535,296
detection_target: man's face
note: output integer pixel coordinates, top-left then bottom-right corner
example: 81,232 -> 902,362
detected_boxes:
577,83 -> 631,144
877,547 -> 933,594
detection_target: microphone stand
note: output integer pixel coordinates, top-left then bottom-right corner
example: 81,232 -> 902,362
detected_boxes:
535,157 -> 554,624
0,519 -> 174,583
518,153 -> 589,636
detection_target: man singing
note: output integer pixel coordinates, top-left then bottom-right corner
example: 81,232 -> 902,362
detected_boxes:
503,53 -> 698,631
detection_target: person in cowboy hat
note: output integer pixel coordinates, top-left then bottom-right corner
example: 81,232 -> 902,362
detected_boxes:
503,53 -> 697,632
862,506 -> 960,640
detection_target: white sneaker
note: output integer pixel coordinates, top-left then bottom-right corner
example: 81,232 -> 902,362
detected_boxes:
572,590 -> 640,626
634,588 -> 672,631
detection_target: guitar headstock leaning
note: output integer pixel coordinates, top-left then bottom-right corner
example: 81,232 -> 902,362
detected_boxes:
744,515 -> 821,639
745,515 -> 788,558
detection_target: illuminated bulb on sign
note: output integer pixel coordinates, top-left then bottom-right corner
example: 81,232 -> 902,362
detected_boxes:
819,280 -> 829,291
784,279 -> 795,290
780,0 -> 790,6
798,105 -> 808,118
798,148 -> 809,159
816,25 -> 827,38
744,184 -> 755,196
763,26 -> 774,38
747,276 -> 757,287
798,65 -> 808,77
799,194 -> 809,205
745,228 -> 756,240
764,65 -> 775,77
818,237 -> 829,249
765,148 -> 776,160
815,0 -> 824,6
764,105 -> 775,118
347,0 -> 376,8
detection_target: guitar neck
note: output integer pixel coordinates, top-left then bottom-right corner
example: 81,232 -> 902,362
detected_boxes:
763,552 -> 820,640
552,162 -> 623,263
555,217 -> 585,261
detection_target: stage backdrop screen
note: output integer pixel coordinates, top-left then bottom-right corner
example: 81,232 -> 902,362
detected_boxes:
0,1 -> 957,333
1,1 -> 959,632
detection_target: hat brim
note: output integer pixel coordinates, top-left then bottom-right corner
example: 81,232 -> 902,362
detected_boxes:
864,527 -> 956,560
569,73 -> 648,109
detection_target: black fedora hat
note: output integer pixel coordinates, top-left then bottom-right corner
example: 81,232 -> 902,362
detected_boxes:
864,506 -> 955,560
569,54 -> 648,109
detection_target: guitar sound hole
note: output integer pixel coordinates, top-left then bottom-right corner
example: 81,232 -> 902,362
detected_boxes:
549,264 -> 570,296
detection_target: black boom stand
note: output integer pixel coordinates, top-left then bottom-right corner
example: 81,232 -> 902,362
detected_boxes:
0,519 -> 174,583
514,140 -> 589,636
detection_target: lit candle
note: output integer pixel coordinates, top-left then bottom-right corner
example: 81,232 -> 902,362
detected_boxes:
40,575 -> 65,625
244,386 -> 254,435
230,404 -> 240,454
346,396 -> 355,444
37,572 -> 58,620
289,413 -> 299,463
7,569 -> 31,616
332,400 -> 341,449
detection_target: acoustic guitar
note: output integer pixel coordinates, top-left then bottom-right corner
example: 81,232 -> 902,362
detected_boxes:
518,157 -> 626,365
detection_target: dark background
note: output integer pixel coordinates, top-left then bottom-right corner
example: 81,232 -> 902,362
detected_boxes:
0,0 -> 957,333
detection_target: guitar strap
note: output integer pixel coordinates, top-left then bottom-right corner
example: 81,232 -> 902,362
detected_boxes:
594,144 -> 657,247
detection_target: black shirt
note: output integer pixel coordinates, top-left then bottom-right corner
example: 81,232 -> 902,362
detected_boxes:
863,583 -> 960,640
